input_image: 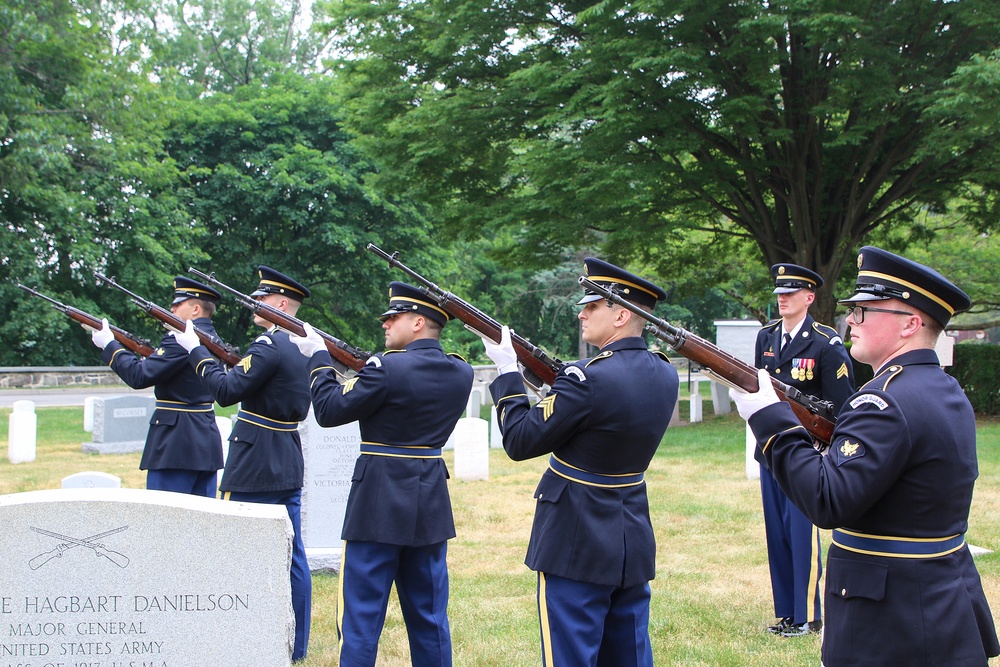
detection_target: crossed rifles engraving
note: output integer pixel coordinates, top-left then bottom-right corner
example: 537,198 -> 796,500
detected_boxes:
29,525 -> 130,570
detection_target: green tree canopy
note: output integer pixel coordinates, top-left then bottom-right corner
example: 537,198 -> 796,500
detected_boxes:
319,0 -> 1000,323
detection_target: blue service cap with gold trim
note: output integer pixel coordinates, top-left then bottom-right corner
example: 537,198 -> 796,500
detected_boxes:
578,258 -> 666,309
771,263 -> 823,294
171,276 -> 221,305
838,246 -> 970,327
379,282 -> 450,327
249,266 -> 310,302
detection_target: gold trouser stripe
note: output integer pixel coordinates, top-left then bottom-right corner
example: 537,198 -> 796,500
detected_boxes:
338,542 -> 348,654
807,523 -> 821,622
222,491 -> 231,501
538,572 -> 554,667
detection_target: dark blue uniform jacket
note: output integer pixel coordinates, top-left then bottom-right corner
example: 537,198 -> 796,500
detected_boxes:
307,338 -> 473,546
103,317 -> 223,472
750,348 -> 1000,666
755,314 -> 854,414
189,327 -> 310,493
490,336 -> 679,588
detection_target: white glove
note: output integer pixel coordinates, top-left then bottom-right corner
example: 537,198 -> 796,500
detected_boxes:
289,322 -> 325,358
482,325 -> 518,375
730,368 -> 781,420
90,318 -> 114,349
170,319 -> 201,352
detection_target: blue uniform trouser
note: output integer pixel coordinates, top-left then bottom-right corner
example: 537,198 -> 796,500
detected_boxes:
760,465 -> 822,624
226,489 -> 311,662
338,540 -> 451,667
538,571 -> 653,667
146,468 -> 218,498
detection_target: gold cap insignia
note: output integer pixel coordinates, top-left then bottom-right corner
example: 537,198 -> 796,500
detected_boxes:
857,253 -> 863,269
778,266 -> 786,275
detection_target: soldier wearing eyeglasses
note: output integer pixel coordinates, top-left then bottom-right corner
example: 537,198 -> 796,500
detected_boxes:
732,247 -> 999,666
753,263 -> 855,638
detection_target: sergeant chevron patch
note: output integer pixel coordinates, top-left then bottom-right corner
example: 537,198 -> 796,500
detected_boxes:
836,362 -> 849,380
342,377 -> 359,394
537,395 -> 556,421
237,355 -> 252,373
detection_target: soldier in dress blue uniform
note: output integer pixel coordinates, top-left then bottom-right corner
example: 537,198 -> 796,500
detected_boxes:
288,282 -> 473,667
753,264 -> 855,637
732,247 -> 1000,666
88,277 -> 225,497
481,259 -> 679,667
173,266 -> 313,662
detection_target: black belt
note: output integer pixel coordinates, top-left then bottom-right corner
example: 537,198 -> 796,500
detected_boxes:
548,455 -> 644,488
236,410 -> 298,432
155,400 -> 214,413
832,529 -> 965,558
360,442 -> 442,459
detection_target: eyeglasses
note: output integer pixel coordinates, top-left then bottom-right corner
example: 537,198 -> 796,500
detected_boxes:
844,305 -> 914,324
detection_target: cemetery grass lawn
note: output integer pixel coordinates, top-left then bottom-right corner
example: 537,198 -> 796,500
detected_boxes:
1,408 -> 998,666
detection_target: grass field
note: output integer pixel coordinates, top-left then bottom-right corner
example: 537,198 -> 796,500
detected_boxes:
1,401 -> 998,666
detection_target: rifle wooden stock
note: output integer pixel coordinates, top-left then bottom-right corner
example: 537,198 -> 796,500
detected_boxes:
18,284 -> 156,358
366,244 -> 564,388
94,273 -> 242,367
579,277 -> 835,446
188,268 -> 371,374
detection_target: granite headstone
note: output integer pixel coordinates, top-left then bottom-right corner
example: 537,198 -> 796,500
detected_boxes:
298,408 -> 361,573
0,487 -> 294,666
82,395 -> 157,455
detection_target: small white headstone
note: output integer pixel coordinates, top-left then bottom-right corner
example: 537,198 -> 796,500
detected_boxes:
216,415 -> 233,492
710,381 -> 731,415
84,395 -> 96,433
8,400 -> 37,464
466,387 -> 484,418
0,488 -> 295,665
669,400 -> 681,426
453,417 -> 489,481
689,379 -> 703,423
489,405 -> 503,449
62,471 -> 122,489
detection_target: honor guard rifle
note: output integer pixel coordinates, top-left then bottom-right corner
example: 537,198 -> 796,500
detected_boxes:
366,243 -> 565,390
188,268 -> 371,378
17,284 -> 157,358
94,273 -> 243,367
579,276 -> 836,448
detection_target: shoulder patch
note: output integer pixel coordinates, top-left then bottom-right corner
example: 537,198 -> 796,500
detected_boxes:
849,393 -> 888,411
563,366 -> 586,382
447,352 -> 469,363
155,348 -> 165,356
237,355 -> 253,374
834,438 -> 867,466
254,334 -> 273,345
585,350 -> 613,367
365,356 -> 383,368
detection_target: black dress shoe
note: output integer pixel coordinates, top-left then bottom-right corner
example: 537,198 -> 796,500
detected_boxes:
780,619 -> 823,637
766,617 -> 794,634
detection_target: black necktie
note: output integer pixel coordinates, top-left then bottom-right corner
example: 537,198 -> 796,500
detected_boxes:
782,333 -> 792,351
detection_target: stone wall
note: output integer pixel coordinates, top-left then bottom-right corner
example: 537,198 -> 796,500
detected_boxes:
0,366 -> 123,389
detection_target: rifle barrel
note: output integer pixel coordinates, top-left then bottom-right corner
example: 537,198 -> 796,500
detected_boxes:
577,277 -> 835,446
366,244 -> 564,388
